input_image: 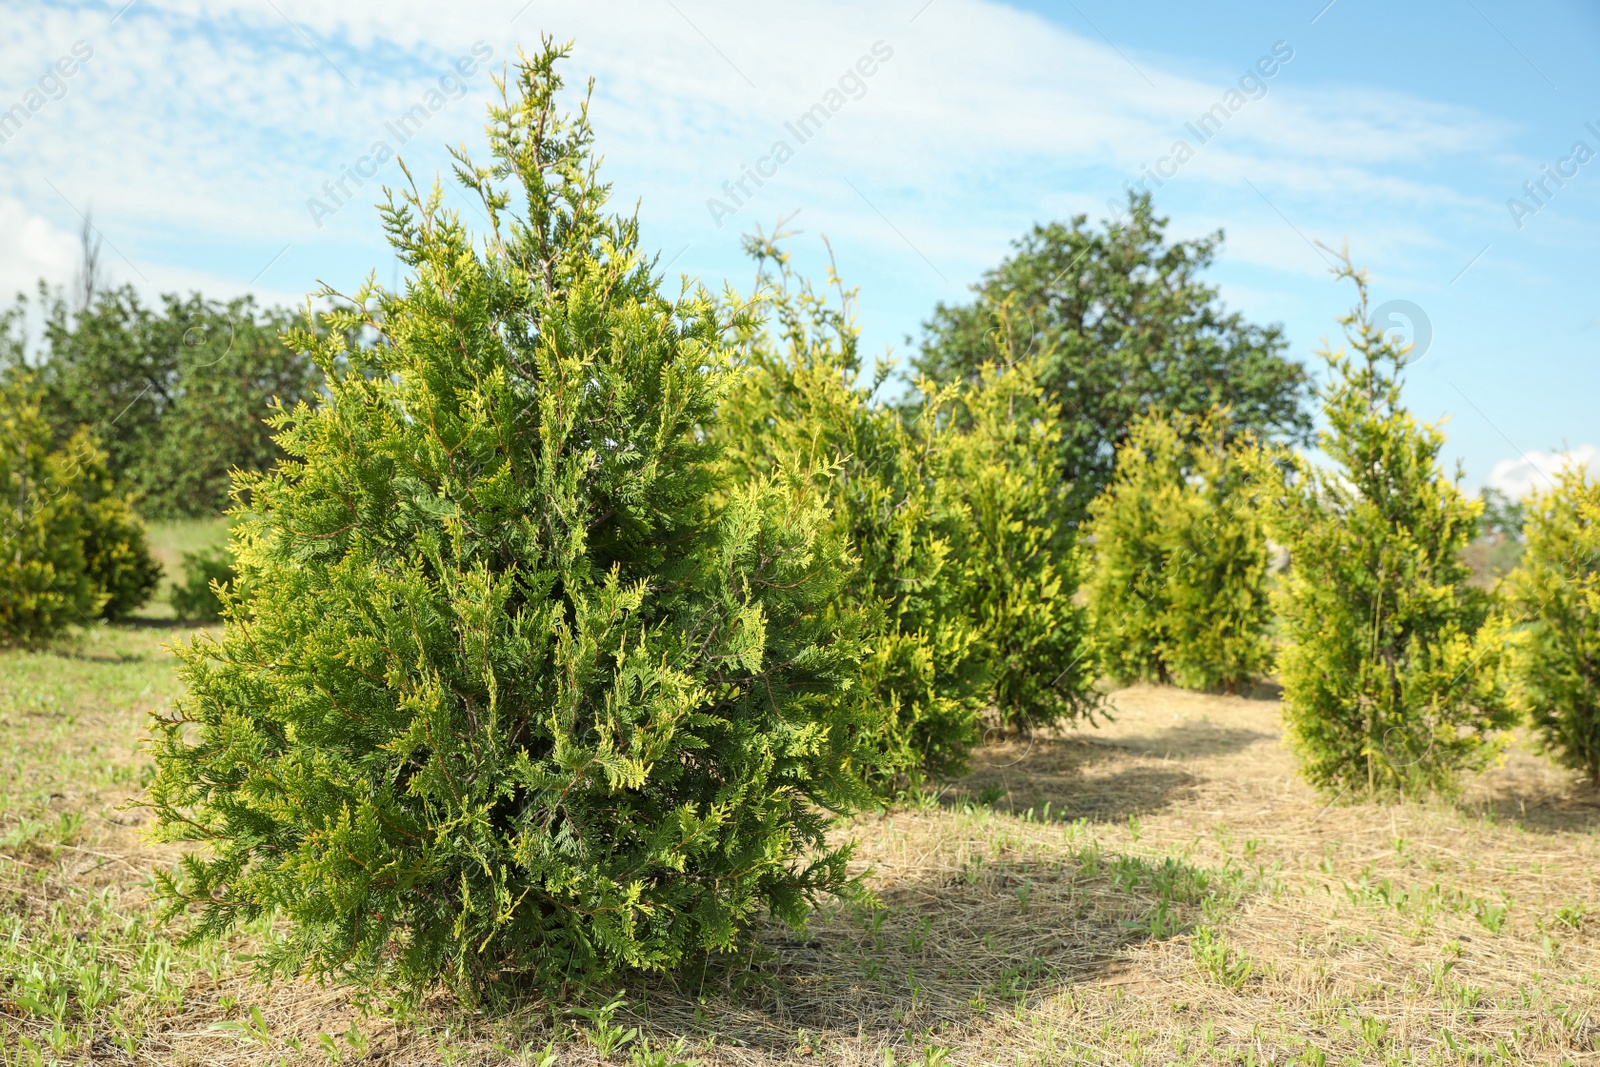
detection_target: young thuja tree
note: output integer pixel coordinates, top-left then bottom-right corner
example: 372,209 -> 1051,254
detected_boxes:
1502,465 -> 1600,785
716,234 -> 1096,790
943,354 -> 1098,729
0,374 -> 100,641
1084,410 -> 1270,692
1082,412 -> 1178,685
716,232 -> 988,790
146,43 -> 871,997
1264,257 -> 1510,797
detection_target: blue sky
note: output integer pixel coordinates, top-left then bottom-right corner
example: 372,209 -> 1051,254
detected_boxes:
3,0 -> 1596,494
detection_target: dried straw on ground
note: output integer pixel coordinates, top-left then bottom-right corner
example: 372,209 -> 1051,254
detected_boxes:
3,632 -> 1597,1066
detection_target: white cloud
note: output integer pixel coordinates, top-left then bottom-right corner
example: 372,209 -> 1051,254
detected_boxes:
1,0 -> 1514,296
0,197 -> 77,300
1487,445 -> 1599,499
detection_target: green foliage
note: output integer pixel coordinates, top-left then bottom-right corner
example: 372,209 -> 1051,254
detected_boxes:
715,234 -> 1095,791
1501,466 -> 1600,783
0,373 -> 158,636
1477,486 -> 1526,539
146,42 -> 870,998
1084,409 -> 1270,692
28,286 -> 320,518
1261,258 -> 1510,797
717,238 -> 985,789
168,544 -> 234,622
74,440 -> 163,620
914,193 -> 1310,524
0,376 -> 101,641
946,353 -> 1097,730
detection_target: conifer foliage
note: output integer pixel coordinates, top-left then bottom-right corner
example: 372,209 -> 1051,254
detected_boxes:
1263,258 -> 1509,797
147,43 -> 870,996
1084,409 -> 1269,692
1502,466 -> 1600,784
0,373 -> 159,641
716,236 -> 1095,792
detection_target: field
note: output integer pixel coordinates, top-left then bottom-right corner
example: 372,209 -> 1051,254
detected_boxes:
2,606 -> 1598,1065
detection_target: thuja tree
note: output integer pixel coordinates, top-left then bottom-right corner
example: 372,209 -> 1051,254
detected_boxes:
1264,259 -> 1510,797
0,374 -> 100,641
1502,466 -> 1600,784
0,371 -> 158,639
146,43 -> 871,997
716,235 -> 1095,791
716,236 -> 985,790
1084,409 -> 1270,692
944,349 -> 1098,730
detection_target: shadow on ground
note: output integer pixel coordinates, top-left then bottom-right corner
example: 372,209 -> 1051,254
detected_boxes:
627,846 -> 1254,1056
1460,783 -> 1600,836
936,720 -> 1273,823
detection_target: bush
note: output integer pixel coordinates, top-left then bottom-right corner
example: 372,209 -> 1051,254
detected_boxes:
169,544 -> 233,622
716,235 -> 1095,792
717,242 -> 985,790
1501,465 -> 1600,784
1084,409 -> 1270,692
74,435 -> 163,620
0,376 -> 101,641
944,355 -> 1098,730
146,43 -> 871,998
1262,259 -> 1509,797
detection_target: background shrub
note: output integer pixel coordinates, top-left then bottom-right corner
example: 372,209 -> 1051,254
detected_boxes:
1262,259 -> 1509,797
168,544 -> 233,622
147,43 -> 871,997
717,236 -> 1096,792
942,354 -> 1098,730
1502,466 -> 1600,784
716,237 -> 990,790
1084,409 -> 1270,692
0,376 -> 101,641
74,434 -> 163,620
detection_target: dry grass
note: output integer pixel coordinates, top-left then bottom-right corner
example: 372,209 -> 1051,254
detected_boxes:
3,631 -> 1598,1066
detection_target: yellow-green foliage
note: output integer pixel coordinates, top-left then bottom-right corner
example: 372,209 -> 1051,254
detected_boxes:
0,374 -> 159,640
717,242 -> 983,789
716,235 -> 1095,792
1262,260 -> 1509,797
1502,465 -> 1600,782
146,46 -> 871,998
1084,410 -> 1270,692
948,356 -> 1097,729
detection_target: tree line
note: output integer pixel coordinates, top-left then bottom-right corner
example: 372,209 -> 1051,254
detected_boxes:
3,38 -> 1594,1005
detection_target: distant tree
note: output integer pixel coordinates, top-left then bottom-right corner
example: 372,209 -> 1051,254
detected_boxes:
1477,486 -> 1526,539
716,235 -> 1096,792
1501,466 -> 1600,785
915,193 -> 1310,523
1263,256 -> 1510,797
1084,409 -> 1270,693
0,372 -> 160,638
34,287 -> 320,517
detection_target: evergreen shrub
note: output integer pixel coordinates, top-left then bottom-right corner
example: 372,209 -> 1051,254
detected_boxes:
1502,465 -> 1600,784
169,544 -> 234,622
1084,409 -> 1270,692
147,43 -> 871,996
716,236 -> 1095,792
1263,259 -> 1509,797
